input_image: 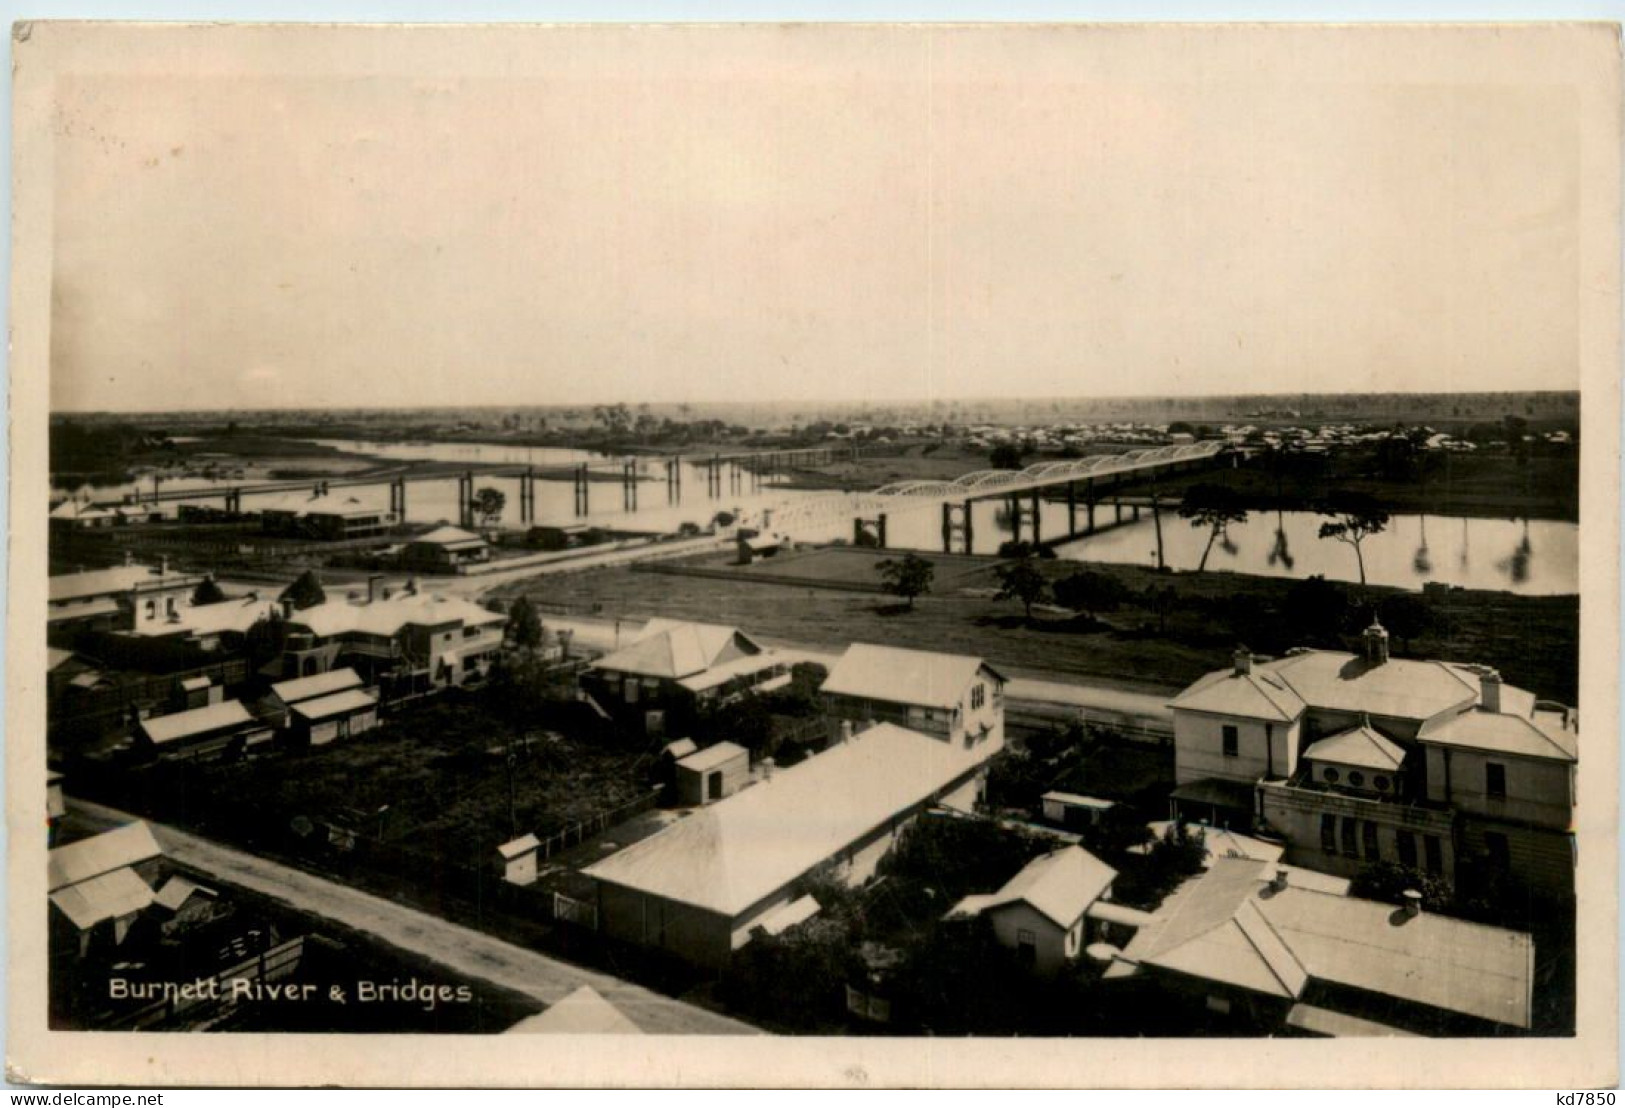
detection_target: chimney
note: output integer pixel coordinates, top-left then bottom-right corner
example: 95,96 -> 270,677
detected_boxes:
1362,620 -> 1389,666
1480,669 -> 1502,714
1401,889 -> 1423,918
123,549 -> 135,567
837,720 -> 855,745
158,555 -> 170,576
405,577 -> 419,596
280,598 -> 295,619
368,574 -> 383,604
1233,646 -> 1253,677
761,757 -> 775,781
1270,868 -> 1289,893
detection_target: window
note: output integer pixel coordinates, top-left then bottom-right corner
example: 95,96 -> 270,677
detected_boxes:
1486,762 -> 1507,801
1320,813 -> 1337,854
1423,835 -> 1443,875
1397,831 -> 1417,868
1222,725 -> 1239,758
1484,832 -> 1511,872
971,683 -> 985,710
144,600 -> 156,620
1340,817 -> 1358,857
1323,766 -> 1340,784
1362,821 -> 1380,861
1206,995 -> 1232,1015
1348,770 -> 1365,789
1016,928 -> 1037,968
1373,775 -> 1391,793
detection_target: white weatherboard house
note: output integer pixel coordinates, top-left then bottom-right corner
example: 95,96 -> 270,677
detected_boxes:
1168,623 -> 1577,899
584,722 -> 998,970
48,823 -> 166,954
821,643 -> 1006,755
947,845 -> 1139,975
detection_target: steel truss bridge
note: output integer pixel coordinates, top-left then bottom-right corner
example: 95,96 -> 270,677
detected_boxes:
762,440 -> 1230,553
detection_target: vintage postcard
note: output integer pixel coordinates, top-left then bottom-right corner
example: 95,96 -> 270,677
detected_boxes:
6,20 -> 1619,1089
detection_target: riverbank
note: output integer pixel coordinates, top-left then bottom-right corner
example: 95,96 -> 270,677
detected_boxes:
492,550 -> 1579,706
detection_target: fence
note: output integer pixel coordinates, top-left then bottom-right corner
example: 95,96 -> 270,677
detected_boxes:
102,935 -> 307,1031
533,786 -> 664,862
552,892 -> 598,930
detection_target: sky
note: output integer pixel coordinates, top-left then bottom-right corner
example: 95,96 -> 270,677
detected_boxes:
43,23 -> 1591,412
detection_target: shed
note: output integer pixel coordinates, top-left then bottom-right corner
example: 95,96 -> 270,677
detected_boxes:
498,834 -> 542,886
136,700 -> 274,761
288,687 -> 380,746
675,742 -> 750,806
1041,791 -> 1118,830
177,675 -> 221,711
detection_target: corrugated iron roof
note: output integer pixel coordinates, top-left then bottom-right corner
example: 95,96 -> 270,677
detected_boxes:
592,620 -> 762,680
821,643 -> 1004,710
947,845 -> 1117,930
272,667 -> 364,705
505,986 -> 642,1035
139,700 -> 257,745
1418,707 -> 1578,763
677,742 -> 749,774
584,723 -> 992,918
50,866 -> 155,930
48,822 -> 162,891
1301,724 -> 1407,771
291,687 -> 379,722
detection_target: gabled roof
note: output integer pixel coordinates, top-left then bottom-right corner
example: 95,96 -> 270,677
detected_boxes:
138,700 -> 257,745
412,525 -> 487,548
1301,723 -> 1407,772
677,741 -> 749,774
1115,857 -> 1534,1028
948,845 -> 1116,930
505,986 -> 643,1035
50,866 -> 155,930
290,592 -> 505,639
592,620 -> 763,680
48,822 -> 162,891
820,643 -> 1005,710
498,834 -> 541,860
1121,857 -> 1308,999
584,723 -> 993,918
272,667 -> 364,706
152,875 -> 215,912
661,739 -> 699,761
49,565 -> 198,604
1418,707 -> 1578,763
291,688 -> 379,722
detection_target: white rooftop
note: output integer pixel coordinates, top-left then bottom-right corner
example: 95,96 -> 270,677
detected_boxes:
821,643 -> 1003,710
48,822 -> 162,892
139,700 -> 257,745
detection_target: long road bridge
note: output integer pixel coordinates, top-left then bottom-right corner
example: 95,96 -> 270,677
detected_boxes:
97,444 -> 859,527
765,440 -> 1232,552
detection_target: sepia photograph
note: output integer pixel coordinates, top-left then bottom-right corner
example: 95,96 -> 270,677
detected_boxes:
5,17 -> 1620,1090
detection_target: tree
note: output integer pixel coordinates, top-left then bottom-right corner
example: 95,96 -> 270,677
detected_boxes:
989,442 -> 1026,470
876,552 -> 935,611
994,553 -> 1048,621
191,576 -> 226,606
1052,570 -> 1125,622
1178,484 -> 1250,572
506,596 -> 544,650
1348,861 -> 1454,913
1283,575 -> 1351,645
472,486 -> 506,527
278,570 -> 326,611
1316,491 -> 1390,587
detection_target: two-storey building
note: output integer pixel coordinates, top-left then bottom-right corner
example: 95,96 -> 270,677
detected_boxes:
820,643 -> 1006,756
1169,622 -> 1577,901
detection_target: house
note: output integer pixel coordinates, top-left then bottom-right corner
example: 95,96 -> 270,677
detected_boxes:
47,648 -> 100,700
269,668 -> 367,723
674,742 -> 750,806
48,559 -> 205,640
259,491 -> 397,541
268,584 -> 507,692
151,876 -> 220,929
581,620 -> 790,736
946,845 -> 1132,974
399,525 -> 492,572
50,498 -> 122,531
48,822 -> 166,955
735,530 -> 787,565
134,594 -> 275,653
1168,625 -> 1578,900
135,700 -> 275,761
584,722 -> 998,970
1102,857 -> 1535,1036
821,643 -> 1006,756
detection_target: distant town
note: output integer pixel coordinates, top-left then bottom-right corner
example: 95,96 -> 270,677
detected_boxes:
45,391 -> 1579,1038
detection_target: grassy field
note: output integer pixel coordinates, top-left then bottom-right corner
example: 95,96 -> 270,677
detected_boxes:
729,546 -> 1000,591
501,553 -> 1579,704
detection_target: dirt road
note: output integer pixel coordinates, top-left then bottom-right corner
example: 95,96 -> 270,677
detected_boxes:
67,798 -> 759,1036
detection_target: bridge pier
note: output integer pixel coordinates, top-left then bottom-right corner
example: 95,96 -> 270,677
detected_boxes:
458,471 -> 475,528
518,470 -> 535,523
623,461 -> 638,512
942,500 -> 975,554
225,488 -> 241,514
1030,490 -> 1042,545
707,456 -> 723,499
854,513 -> 888,549
729,460 -> 742,494
666,459 -> 681,504
389,477 -> 407,519
574,465 -> 590,517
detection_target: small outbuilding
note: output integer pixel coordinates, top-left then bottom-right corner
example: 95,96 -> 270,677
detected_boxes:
499,834 -> 542,887
288,687 -> 380,746
136,700 -> 275,762
675,742 -> 750,806
1041,791 -> 1117,831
